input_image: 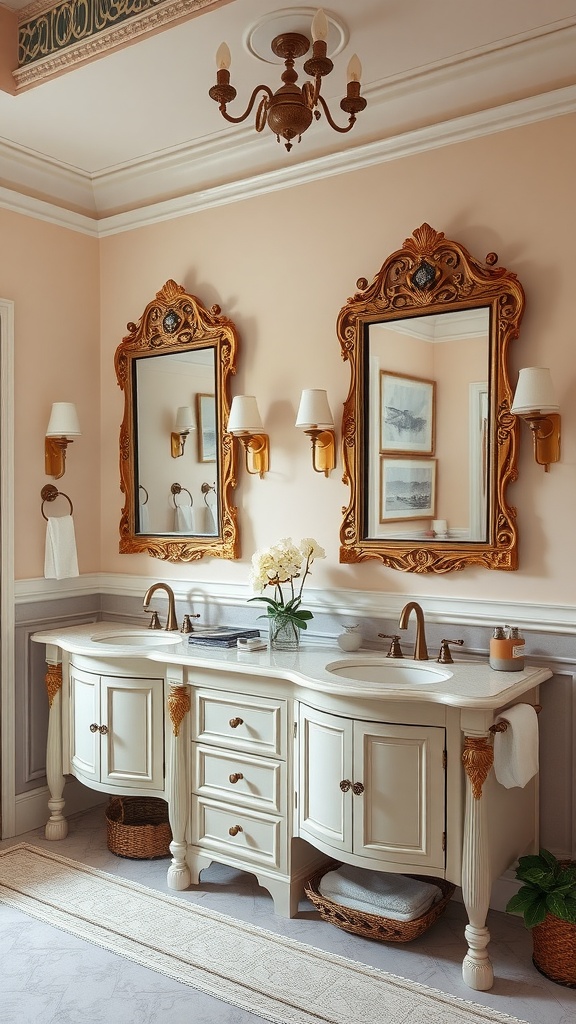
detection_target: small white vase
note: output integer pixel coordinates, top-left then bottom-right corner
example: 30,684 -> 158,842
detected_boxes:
337,625 -> 362,652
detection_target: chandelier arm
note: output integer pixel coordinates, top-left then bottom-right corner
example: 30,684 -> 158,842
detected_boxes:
218,85 -> 274,125
315,94 -> 357,134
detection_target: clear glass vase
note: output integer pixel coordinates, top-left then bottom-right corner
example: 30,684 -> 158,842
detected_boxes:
269,615 -> 300,651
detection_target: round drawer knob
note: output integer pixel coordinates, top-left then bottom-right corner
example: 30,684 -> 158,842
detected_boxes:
228,824 -> 243,837
229,717 -> 244,729
229,773 -> 244,784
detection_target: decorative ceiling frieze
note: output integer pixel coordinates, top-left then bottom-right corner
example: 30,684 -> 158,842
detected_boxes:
14,0 -> 233,91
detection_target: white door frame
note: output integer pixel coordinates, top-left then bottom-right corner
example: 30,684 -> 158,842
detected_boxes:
0,298 -> 15,838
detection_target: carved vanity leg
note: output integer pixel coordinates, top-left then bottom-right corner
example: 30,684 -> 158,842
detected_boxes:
461,734 -> 494,991
44,661 -> 68,840
167,684 -> 191,890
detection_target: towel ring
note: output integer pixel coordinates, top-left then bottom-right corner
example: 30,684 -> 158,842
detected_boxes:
171,482 -> 193,508
139,485 -> 149,505
41,484 -> 73,520
489,703 -> 542,733
201,481 -> 216,507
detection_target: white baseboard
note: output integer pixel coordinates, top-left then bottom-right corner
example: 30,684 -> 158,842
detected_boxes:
13,779 -> 104,839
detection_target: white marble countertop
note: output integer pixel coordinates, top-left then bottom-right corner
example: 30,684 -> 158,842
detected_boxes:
31,621 -> 552,711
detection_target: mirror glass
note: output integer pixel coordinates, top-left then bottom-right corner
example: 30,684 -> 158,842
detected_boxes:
338,224 -> 525,573
115,279 -> 239,562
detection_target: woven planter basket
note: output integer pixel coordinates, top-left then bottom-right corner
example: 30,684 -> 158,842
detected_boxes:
105,796 -> 172,860
532,913 -> 576,987
305,867 -> 455,943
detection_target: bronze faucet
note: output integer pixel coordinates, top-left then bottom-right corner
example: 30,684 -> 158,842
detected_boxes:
398,601 -> 429,660
143,582 -> 178,631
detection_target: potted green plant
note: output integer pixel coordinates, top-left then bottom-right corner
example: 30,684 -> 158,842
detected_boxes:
506,848 -> 576,986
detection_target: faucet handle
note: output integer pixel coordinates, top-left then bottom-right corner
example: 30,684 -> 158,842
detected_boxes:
378,634 -> 404,658
437,638 -> 464,664
148,611 -> 162,630
180,613 -> 201,633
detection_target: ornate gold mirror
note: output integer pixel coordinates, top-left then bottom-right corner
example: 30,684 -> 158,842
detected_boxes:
115,279 -> 239,561
338,224 -> 525,573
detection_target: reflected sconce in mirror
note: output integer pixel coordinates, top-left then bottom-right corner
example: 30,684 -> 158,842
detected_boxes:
227,395 -> 269,477
296,389 -> 335,476
171,405 -> 195,458
511,367 -> 561,472
45,402 -> 81,479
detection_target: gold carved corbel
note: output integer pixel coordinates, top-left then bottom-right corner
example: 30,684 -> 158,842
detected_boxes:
45,663 -> 63,708
167,686 -> 191,737
462,736 -> 494,799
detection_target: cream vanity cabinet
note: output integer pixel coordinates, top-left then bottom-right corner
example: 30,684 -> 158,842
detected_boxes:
298,704 -> 446,871
68,662 -> 165,794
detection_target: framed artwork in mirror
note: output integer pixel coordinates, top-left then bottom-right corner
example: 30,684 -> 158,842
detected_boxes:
380,372 -> 435,454
197,393 -> 216,463
338,223 -> 525,573
380,457 -> 436,522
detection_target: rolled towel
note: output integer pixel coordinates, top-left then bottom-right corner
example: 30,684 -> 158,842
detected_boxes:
174,505 -> 194,532
44,515 -> 79,580
319,865 -> 442,921
493,703 -> 539,789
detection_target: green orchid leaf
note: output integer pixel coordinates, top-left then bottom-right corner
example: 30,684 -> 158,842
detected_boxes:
524,896 -> 548,928
506,887 -> 540,914
546,892 -> 567,919
539,849 -> 560,871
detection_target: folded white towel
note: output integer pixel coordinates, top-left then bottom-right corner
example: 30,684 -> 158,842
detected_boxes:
44,515 -> 79,580
493,703 -> 539,789
318,865 -> 442,921
174,505 -> 194,532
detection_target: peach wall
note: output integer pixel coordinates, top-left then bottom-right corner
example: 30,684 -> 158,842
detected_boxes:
9,111 -> 575,606
0,209 -> 100,578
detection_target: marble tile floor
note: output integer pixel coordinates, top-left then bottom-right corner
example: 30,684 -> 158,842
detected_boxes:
1,806 -> 575,1024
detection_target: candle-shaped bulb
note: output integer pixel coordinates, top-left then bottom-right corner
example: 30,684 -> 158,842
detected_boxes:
347,53 -> 362,83
216,42 -> 231,70
311,9 -> 328,42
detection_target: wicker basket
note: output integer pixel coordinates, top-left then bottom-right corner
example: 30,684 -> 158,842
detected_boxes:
105,796 -> 172,860
532,913 -> 576,987
305,866 -> 455,943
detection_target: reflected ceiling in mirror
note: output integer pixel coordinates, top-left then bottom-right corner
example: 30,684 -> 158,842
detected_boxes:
338,224 -> 525,573
115,279 -> 240,562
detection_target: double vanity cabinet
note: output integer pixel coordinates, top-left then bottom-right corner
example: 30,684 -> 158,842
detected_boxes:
32,622 -> 552,992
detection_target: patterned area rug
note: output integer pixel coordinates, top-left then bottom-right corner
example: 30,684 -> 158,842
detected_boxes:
0,844 -> 527,1024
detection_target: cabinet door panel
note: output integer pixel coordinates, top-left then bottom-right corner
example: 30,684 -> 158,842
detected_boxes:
70,668 -> 100,783
298,705 -> 353,851
101,678 -> 164,789
353,722 -> 445,868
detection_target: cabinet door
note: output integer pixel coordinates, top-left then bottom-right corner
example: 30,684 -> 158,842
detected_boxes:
100,676 -> 164,790
353,721 -> 446,869
298,704 -> 353,852
70,666 -> 100,784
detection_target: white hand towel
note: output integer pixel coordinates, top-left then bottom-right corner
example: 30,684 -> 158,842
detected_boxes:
174,505 -> 194,532
319,865 -> 442,921
138,501 -> 150,533
44,515 -> 79,580
493,703 -> 539,789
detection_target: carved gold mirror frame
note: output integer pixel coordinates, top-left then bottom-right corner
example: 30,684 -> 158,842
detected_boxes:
115,279 -> 239,561
338,224 -> 525,573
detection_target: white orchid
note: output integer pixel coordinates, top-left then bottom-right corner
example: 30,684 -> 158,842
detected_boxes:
248,537 -> 325,633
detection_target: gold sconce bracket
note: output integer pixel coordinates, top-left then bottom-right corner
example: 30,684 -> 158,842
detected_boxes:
171,430 -> 189,458
306,428 -> 335,476
524,412 -> 561,472
45,436 -> 73,479
237,433 -> 269,478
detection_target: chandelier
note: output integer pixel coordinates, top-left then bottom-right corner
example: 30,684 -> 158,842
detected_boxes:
208,9 -> 366,152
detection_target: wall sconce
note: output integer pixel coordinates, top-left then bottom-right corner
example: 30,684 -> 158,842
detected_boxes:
45,402 -> 81,479
227,395 -> 269,477
296,389 -> 335,476
171,406 -> 195,458
511,367 -> 561,472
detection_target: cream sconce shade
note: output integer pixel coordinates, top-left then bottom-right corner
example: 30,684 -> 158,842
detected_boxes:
227,395 -> 269,477
511,367 -> 561,472
171,405 -> 195,458
45,402 -> 81,479
296,389 -> 335,476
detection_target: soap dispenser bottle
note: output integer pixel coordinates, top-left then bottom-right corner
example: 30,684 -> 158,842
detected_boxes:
337,625 -> 362,652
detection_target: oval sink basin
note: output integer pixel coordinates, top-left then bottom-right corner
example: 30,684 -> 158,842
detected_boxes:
91,629 -> 183,647
325,658 -> 452,685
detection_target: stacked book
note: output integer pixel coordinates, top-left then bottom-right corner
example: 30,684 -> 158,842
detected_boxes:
187,627 -> 261,649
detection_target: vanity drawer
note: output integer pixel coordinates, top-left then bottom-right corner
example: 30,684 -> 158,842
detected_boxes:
193,690 -> 287,758
193,745 -> 285,814
191,797 -> 284,872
